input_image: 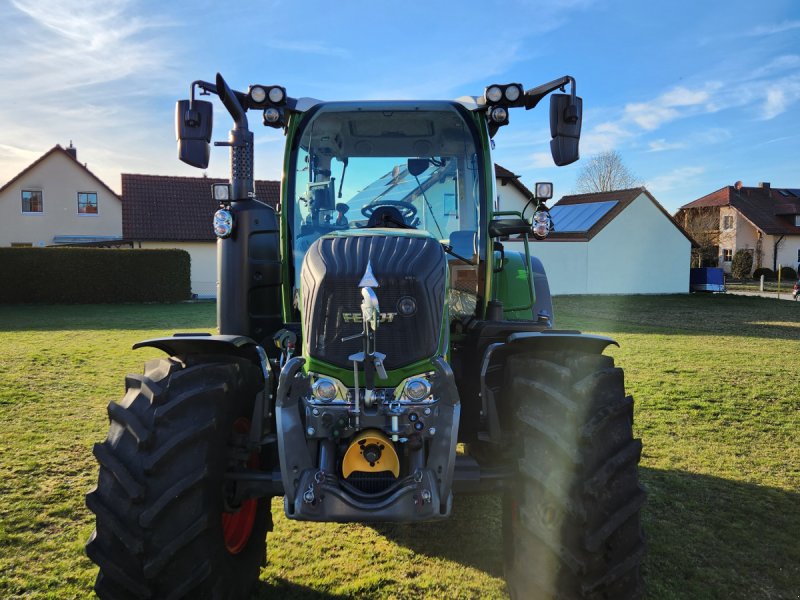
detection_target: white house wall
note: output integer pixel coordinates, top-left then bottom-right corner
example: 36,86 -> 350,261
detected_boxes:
496,181 -> 529,215
519,240 -> 590,295
589,194 -> 690,294
0,152 -> 121,246
138,241 -> 216,298
507,193 -> 690,295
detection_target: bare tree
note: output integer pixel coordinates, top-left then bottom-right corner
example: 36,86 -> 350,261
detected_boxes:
675,206 -> 720,267
574,150 -> 641,193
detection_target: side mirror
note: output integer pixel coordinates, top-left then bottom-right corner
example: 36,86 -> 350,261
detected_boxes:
176,99 -> 213,168
549,94 -> 582,166
407,158 -> 429,176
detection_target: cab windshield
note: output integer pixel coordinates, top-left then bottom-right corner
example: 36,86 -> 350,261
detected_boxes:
289,104 -> 483,300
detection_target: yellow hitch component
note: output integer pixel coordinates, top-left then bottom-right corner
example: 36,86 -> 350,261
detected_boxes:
342,429 -> 400,479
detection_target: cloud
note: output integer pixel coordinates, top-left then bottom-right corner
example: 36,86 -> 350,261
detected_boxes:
263,39 -> 351,59
0,0 -> 177,188
760,76 -> 800,119
579,121 -> 632,155
646,166 -> 705,193
647,139 -> 685,152
624,85 -> 718,130
747,20 -> 800,36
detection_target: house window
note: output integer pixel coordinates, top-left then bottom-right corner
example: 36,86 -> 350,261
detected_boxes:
722,249 -> 733,262
22,190 -> 43,213
78,192 -> 98,214
722,215 -> 733,229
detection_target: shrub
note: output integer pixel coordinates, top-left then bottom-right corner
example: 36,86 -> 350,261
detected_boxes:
0,248 -> 191,304
731,249 -> 753,279
752,267 -> 775,281
778,266 -> 797,281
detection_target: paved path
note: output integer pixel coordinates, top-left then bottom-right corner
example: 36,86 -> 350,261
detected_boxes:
726,289 -> 799,302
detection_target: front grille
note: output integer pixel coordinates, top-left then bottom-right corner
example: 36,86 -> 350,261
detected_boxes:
345,471 -> 398,494
301,234 -> 446,369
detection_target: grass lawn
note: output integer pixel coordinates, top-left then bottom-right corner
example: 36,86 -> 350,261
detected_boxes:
0,295 -> 797,599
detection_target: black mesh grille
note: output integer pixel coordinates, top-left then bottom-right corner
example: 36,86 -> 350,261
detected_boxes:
345,471 -> 398,494
301,234 -> 446,369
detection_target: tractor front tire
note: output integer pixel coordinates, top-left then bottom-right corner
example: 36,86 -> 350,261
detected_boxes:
503,350 -> 646,599
86,355 -> 271,600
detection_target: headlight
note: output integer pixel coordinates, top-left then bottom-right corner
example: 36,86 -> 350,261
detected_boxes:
485,85 -> 503,103
533,221 -> 550,238
263,107 -> 281,123
490,106 -> 508,123
533,210 -> 549,224
404,377 -> 431,401
268,86 -> 285,103
504,84 -> 522,102
312,378 -> 337,402
213,209 -> 233,239
249,85 -> 267,103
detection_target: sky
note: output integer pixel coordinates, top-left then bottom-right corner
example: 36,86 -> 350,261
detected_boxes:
0,0 -> 798,213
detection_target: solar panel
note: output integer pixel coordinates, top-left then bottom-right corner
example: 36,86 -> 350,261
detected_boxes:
549,200 -> 619,233
785,189 -> 800,198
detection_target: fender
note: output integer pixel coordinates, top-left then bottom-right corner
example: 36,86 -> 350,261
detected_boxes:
133,333 -> 264,360
479,331 -> 618,444
134,333 -> 274,446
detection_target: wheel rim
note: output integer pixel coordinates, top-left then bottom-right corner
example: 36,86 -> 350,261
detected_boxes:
222,418 -> 259,555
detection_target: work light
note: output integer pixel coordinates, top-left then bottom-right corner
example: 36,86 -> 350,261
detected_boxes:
535,182 -> 553,200
490,106 -> 508,123
312,378 -> 337,402
212,183 -> 231,201
263,108 -> 281,124
485,85 -> 503,103
404,378 -> 431,401
504,84 -> 522,102
249,85 -> 267,103
268,86 -> 285,104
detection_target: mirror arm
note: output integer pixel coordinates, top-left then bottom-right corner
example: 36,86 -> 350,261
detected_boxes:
524,75 -> 576,111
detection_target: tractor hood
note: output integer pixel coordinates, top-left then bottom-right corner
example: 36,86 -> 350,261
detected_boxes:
300,232 -> 447,371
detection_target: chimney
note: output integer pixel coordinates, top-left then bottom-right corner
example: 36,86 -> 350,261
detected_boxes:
65,141 -> 77,160
734,180 -> 743,190
759,182 -> 770,189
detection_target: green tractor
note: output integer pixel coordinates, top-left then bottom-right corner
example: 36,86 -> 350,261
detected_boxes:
86,73 -> 645,599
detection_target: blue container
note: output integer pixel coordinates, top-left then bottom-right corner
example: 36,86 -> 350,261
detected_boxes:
690,267 -> 725,293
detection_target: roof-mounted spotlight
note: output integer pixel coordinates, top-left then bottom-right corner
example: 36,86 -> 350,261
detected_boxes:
484,83 -> 525,106
504,84 -> 523,102
247,85 -> 287,107
490,106 -> 508,124
485,85 -> 503,103
248,85 -> 267,104
263,107 -> 283,128
268,86 -> 286,104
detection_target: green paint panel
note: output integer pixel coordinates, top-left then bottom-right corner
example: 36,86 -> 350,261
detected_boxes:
495,250 -> 536,320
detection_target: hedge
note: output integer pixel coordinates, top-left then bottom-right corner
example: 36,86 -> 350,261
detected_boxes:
0,248 -> 191,303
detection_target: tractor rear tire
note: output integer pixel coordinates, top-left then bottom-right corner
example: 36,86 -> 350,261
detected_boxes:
86,355 -> 271,600
503,350 -> 646,600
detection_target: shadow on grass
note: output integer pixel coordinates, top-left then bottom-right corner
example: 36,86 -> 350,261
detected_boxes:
252,578 -> 351,599
640,467 -> 799,599
370,494 -> 504,577
554,294 -> 800,341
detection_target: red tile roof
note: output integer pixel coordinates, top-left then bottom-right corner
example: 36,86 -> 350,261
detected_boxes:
0,145 -> 120,199
679,185 -> 800,235
122,174 -> 279,241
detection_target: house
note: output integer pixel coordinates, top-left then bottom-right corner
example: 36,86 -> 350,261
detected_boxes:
122,174 -> 279,297
495,164 -> 535,214
0,144 -> 122,247
512,188 -> 695,295
675,182 -> 800,275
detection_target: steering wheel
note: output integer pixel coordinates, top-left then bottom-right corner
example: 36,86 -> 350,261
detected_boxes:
361,200 -> 418,220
